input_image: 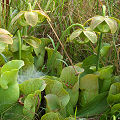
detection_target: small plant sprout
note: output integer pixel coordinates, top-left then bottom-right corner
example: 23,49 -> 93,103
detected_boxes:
69,25 -> 97,44
11,3 -> 50,27
83,5 -> 119,71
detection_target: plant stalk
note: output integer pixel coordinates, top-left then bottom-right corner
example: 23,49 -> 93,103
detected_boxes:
17,30 -> 22,60
96,33 -> 103,71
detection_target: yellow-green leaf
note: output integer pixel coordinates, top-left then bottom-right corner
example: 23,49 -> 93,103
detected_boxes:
0,34 -> 13,44
69,29 -> 82,41
105,17 -> 118,33
0,28 -> 11,35
90,16 -> 105,30
24,12 -> 38,26
33,10 -> 51,21
83,31 -> 97,43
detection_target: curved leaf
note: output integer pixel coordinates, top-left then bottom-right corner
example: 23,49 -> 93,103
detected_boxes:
90,16 -> 105,30
111,103 -> 120,114
23,90 -> 41,119
60,66 -> 83,89
97,21 -> 110,33
0,42 -> 7,53
45,94 -> 61,112
0,34 -> 13,44
82,55 -> 97,70
80,74 -> 99,90
1,60 -> 24,74
45,47 -> 63,76
18,14 -> 28,26
2,103 -> 25,120
0,70 -> 19,110
0,28 -> 11,35
69,29 -> 82,41
33,10 -> 51,21
90,16 -> 118,33
107,82 -> 120,105
98,65 -> 113,92
23,36 -> 41,48
100,43 -> 111,57
79,74 -> 99,106
19,78 -> 46,96
0,60 -> 24,113
43,77 -> 70,112
59,66 -> 83,115
105,17 -> 118,33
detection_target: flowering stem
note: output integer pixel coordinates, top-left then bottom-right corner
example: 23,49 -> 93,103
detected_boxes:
17,30 -> 22,60
96,33 -> 103,71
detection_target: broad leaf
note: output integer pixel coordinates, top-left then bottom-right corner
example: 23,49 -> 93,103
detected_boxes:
34,38 -> 51,69
13,50 -> 34,71
34,38 -> 51,56
69,28 -> 97,44
10,37 -> 31,52
45,80 -> 70,108
97,21 -> 110,33
2,103 -> 25,120
2,90 -> 41,120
